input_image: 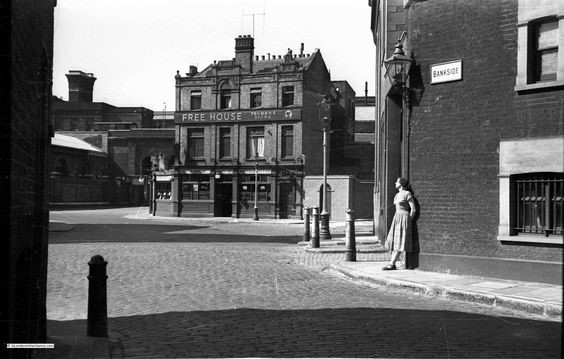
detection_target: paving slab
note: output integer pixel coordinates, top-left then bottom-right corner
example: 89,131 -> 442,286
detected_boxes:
329,261 -> 562,320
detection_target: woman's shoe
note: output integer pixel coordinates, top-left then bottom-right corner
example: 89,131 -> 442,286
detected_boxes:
382,264 -> 396,271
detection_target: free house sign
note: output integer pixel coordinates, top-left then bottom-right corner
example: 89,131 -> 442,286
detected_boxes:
430,60 -> 462,84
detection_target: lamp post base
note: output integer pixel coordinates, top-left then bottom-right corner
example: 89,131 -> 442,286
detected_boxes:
253,207 -> 259,221
319,212 -> 331,240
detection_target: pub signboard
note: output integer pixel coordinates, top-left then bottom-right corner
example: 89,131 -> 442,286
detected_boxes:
175,108 -> 301,124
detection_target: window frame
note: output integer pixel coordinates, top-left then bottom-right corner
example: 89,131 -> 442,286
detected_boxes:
190,90 -> 202,110
187,128 -> 205,159
511,172 -> 563,237
281,125 -> 294,159
515,2 -> 563,91
282,86 -> 295,107
246,126 -> 265,159
250,87 -> 262,108
181,174 -> 210,201
239,175 -> 271,202
219,127 -> 231,159
220,89 -> 231,109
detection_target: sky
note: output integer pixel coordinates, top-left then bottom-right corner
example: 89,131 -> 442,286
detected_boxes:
53,0 -> 375,111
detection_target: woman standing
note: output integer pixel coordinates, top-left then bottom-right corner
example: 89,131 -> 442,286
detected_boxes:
383,177 -> 417,270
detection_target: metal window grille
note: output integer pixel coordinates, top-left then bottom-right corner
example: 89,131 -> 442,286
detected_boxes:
515,174 -> 563,236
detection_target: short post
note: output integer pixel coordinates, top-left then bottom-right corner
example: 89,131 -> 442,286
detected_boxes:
311,207 -> 320,248
87,255 -> 108,338
345,209 -> 356,262
303,207 -> 310,242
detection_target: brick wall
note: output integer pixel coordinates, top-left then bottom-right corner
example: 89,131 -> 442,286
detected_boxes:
2,0 -> 55,352
407,0 -> 563,261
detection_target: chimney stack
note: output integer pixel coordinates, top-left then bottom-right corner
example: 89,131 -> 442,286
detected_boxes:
234,35 -> 254,73
66,70 -> 96,103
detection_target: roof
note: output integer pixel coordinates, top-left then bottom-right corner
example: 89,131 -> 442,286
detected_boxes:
51,133 -> 104,153
195,51 -> 317,77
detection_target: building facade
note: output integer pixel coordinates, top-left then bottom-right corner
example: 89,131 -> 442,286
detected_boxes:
369,0 -> 563,283
2,0 -> 56,354
53,70 -> 154,131
152,35 -> 371,220
52,70 -> 176,206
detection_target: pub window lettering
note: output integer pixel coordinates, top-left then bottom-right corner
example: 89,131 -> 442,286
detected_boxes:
282,86 -> 294,107
511,172 -> 563,236
190,90 -> 202,110
529,18 -> 558,83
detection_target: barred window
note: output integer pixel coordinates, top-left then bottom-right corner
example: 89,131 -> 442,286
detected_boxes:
512,173 -> 563,236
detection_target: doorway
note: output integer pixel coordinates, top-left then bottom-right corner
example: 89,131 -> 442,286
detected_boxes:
214,182 -> 233,217
279,183 -> 294,218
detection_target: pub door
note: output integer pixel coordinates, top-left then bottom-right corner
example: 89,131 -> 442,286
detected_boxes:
214,183 -> 233,217
278,183 -> 294,219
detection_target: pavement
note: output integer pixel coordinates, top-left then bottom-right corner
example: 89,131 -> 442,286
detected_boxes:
39,215 -> 562,358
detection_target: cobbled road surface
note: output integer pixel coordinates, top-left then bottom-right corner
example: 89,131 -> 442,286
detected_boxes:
46,207 -> 561,358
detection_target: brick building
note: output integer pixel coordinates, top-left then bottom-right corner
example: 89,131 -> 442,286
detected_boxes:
369,0 -> 563,283
1,0 -> 56,355
152,35 -> 373,220
53,70 -> 154,130
52,71 -> 175,206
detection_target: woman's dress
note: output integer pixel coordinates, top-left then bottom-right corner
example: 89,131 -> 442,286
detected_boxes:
386,190 -> 414,252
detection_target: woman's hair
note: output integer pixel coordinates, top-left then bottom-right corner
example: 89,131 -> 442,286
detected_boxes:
397,177 -> 414,194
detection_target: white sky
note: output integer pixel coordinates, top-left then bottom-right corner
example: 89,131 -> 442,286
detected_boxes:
53,0 -> 375,111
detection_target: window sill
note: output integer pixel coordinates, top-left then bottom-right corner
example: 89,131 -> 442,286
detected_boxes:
498,234 -> 563,245
514,80 -> 564,92
279,157 -> 295,162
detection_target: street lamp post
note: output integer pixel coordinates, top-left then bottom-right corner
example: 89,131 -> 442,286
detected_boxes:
319,115 -> 331,240
253,150 -> 259,221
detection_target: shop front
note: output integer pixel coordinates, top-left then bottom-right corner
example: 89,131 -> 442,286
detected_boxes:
151,166 -> 303,219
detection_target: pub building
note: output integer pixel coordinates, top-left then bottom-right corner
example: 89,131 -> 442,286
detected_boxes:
151,35 -> 361,219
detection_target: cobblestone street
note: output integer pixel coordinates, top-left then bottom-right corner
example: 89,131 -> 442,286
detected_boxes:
45,208 -> 561,358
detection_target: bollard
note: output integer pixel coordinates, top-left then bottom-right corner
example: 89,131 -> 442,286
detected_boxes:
303,207 -> 311,242
345,209 -> 356,261
87,255 -> 108,338
310,207 -> 320,248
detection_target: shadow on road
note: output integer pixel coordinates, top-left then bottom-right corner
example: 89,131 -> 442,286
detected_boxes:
49,224 -> 302,244
43,308 -> 561,358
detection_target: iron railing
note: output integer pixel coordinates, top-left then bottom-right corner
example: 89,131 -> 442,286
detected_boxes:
515,175 -> 563,236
